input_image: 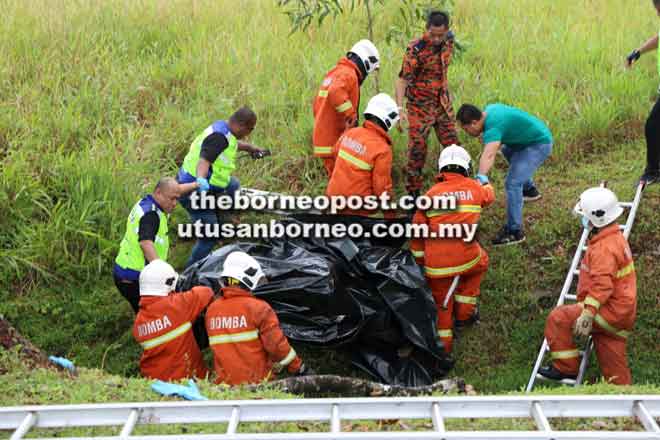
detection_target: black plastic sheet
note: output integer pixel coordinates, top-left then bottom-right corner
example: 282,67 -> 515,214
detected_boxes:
178,216 -> 453,386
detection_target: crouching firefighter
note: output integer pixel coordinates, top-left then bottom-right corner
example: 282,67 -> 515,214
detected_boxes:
410,145 -> 495,353
539,187 -> 637,385
205,252 -> 313,385
325,93 -> 399,218
133,260 -> 214,381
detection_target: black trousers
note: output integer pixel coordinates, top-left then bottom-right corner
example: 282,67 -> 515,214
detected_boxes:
645,97 -> 660,172
113,274 -> 140,314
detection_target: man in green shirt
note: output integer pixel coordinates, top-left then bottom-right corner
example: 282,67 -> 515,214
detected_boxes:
457,103 -> 552,245
625,0 -> 660,185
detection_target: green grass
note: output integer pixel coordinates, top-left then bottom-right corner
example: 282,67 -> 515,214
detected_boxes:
1,349 -> 659,436
1,0 -> 659,396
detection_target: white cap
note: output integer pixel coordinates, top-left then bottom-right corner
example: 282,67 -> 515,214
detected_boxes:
363,93 -> 400,131
438,144 -> 471,172
221,252 -> 266,291
139,260 -> 178,297
349,39 -> 380,74
573,187 -> 624,228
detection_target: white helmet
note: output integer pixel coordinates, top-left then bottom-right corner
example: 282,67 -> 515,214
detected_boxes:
139,260 -> 178,297
573,187 -> 624,228
349,39 -> 380,74
438,144 -> 471,172
221,251 -> 266,290
363,93 -> 399,131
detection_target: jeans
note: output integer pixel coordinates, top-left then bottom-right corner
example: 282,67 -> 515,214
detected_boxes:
179,176 -> 240,267
501,143 -> 552,232
645,96 -> 660,172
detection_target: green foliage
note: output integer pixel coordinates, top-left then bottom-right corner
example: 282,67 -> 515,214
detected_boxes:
0,0 -> 659,399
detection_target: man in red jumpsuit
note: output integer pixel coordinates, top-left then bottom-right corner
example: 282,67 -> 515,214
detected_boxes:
313,40 -> 380,177
539,187 -> 637,385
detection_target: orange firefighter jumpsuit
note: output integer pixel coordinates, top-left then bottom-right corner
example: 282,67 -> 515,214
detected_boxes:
313,57 -> 361,176
410,173 -> 495,353
325,120 -> 394,218
133,286 -> 213,381
205,285 -> 303,385
545,223 -> 637,385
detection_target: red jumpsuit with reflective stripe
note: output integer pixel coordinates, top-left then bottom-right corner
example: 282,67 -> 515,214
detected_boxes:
545,224 -> 637,385
410,173 -> 495,352
133,286 -> 213,381
313,57 -> 361,176
325,121 -> 394,217
205,286 -> 302,385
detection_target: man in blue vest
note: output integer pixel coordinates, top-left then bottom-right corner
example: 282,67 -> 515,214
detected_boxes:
114,177 -> 198,313
177,107 -> 267,267
625,0 -> 660,185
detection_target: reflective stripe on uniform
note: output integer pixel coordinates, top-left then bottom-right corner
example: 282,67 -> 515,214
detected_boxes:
584,296 -> 601,310
615,262 -> 635,279
313,146 -> 333,155
428,205 -> 482,217
438,329 -> 453,338
140,322 -> 192,350
277,348 -> 297,367
318,90 -> 329,98
594,314 -> 631,339
425,252 -> 481,277
338,149 -> 372,170
411,249 -> 424,258
209,329 -> 260,345
454,295 -> 477,305
550,349 -> 580,360
336,101 -> 352,113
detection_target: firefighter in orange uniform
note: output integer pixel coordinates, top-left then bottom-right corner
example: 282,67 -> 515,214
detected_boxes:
313,40 -> 380,176
133,259 -> 213,381
205,252 -> 313,385
410,146 -> 495,353
539,187 -> 637,385
325,93 -> 400,218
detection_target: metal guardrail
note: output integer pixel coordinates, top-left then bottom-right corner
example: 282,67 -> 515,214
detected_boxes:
2,395 -> 659,439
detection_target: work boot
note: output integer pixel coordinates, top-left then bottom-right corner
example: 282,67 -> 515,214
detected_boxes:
492,227 -> 526,246
639,169 -> 660,186
537,365 -> 577,382
523,186 -> 542,202
455,305 -> 480,328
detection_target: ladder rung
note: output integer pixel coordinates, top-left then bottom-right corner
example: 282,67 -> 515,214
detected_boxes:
564,294 -> 577,301
227,406 -> 240,434
573,269 -> 580,276
119,409 -> 138,438
531,402 -> 552,432
10,412 -> 36,440
619,224 -> 626,230
633,401 -> 660,433
620,202 -> 633,208
331,404 -> 340,433
431,402 -> 445,432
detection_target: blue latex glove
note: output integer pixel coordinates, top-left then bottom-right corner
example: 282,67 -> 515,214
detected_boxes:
196,177 -> 210,192
151,379 -> 208,401
476,174 -> 489,185
49,356 -> 75,372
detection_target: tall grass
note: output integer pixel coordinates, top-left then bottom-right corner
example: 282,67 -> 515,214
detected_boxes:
1,0 -> 659,390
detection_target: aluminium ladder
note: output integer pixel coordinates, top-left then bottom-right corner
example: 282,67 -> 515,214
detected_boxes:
2,395 -> 660,439
526,182 -> 645,392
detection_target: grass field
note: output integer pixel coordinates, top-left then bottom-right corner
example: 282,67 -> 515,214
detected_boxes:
1,0 -> 659,396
